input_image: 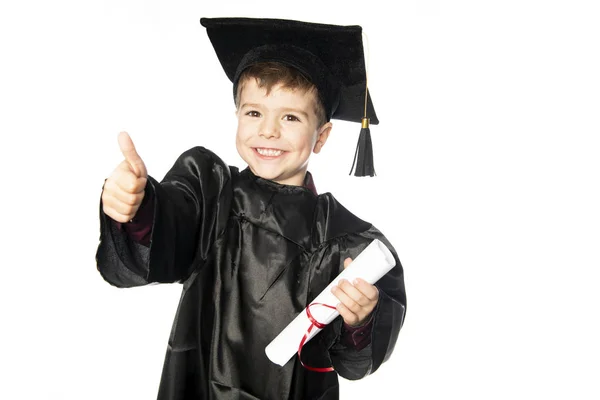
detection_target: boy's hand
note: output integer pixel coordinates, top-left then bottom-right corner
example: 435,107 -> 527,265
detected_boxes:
331,257 -> 379,327
101,132 -> 148,223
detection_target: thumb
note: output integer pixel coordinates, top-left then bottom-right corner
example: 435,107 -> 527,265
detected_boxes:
118,131 -> 147,177
343,257 -> 353,269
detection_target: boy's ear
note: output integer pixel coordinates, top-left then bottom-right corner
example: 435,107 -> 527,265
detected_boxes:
313,122 -> 333,154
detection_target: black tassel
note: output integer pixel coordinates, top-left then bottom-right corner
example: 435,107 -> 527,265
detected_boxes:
349,118 -> 376,177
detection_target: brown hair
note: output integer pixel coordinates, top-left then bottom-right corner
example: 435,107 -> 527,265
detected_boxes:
235,62 -> 327,127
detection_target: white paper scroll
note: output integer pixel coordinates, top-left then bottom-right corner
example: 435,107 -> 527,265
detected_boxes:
265,238 -> 396,367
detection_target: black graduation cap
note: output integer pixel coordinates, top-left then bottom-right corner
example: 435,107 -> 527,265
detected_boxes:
200,17 -> 377,177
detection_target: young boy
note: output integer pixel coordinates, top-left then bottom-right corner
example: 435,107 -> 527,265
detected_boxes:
97,17 -> 406,400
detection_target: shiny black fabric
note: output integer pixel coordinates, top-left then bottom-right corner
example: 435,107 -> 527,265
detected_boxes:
96,147 -> 406,400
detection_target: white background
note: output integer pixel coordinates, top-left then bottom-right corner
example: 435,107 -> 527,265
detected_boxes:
1,1 -> 599,399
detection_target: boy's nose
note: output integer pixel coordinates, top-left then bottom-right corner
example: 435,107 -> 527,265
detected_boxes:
259,118 -> 281,139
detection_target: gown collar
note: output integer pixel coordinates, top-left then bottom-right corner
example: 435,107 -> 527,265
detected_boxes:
240,168 -> 319,196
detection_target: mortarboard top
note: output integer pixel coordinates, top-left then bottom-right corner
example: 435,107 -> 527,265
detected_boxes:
200,17 -> 378,176
200,17 -> 378,125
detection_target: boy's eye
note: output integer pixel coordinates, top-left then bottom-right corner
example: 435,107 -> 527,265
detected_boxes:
246,111 -> 261,117
284,114 -> 300,122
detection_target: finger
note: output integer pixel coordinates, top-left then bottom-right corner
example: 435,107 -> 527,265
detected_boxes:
103,175 -> 147,198
352,278 -> 380,302
102,204 -> 135,223
343,257 -> 352,269
113,163 -> 147,194
107,181 -> 145,206
336,302 -> 361,327
331,283 -> 362,315
102,192 -> 143,216
115,175 -> 147,196
118,131 -> 147,178
337,279 -> 371,307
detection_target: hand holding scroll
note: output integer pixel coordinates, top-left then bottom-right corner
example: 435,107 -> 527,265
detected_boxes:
332,257 -> 380,326
265,239 -> 395,367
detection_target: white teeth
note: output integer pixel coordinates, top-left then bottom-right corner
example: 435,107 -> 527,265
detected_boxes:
256,148 -> 283,157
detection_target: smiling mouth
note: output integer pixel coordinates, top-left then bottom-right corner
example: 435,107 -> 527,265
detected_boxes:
254,148 -> 284,157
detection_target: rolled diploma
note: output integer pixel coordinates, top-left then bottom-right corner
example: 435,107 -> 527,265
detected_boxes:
265,238 -> 396,367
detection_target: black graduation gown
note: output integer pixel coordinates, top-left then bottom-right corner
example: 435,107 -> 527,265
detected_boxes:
96,147 -> 406,400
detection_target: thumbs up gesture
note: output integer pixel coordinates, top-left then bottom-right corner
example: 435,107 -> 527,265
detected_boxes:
102,132 -> 148,223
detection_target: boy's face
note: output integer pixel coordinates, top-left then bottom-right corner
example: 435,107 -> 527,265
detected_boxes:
235,78 -> 332,186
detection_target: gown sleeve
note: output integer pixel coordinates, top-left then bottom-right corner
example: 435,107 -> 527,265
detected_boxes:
327,226 -> 407,380
95,147 -> 232,288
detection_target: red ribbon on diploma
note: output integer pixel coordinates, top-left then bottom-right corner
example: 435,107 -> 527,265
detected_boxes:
298,302 -> 337,372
